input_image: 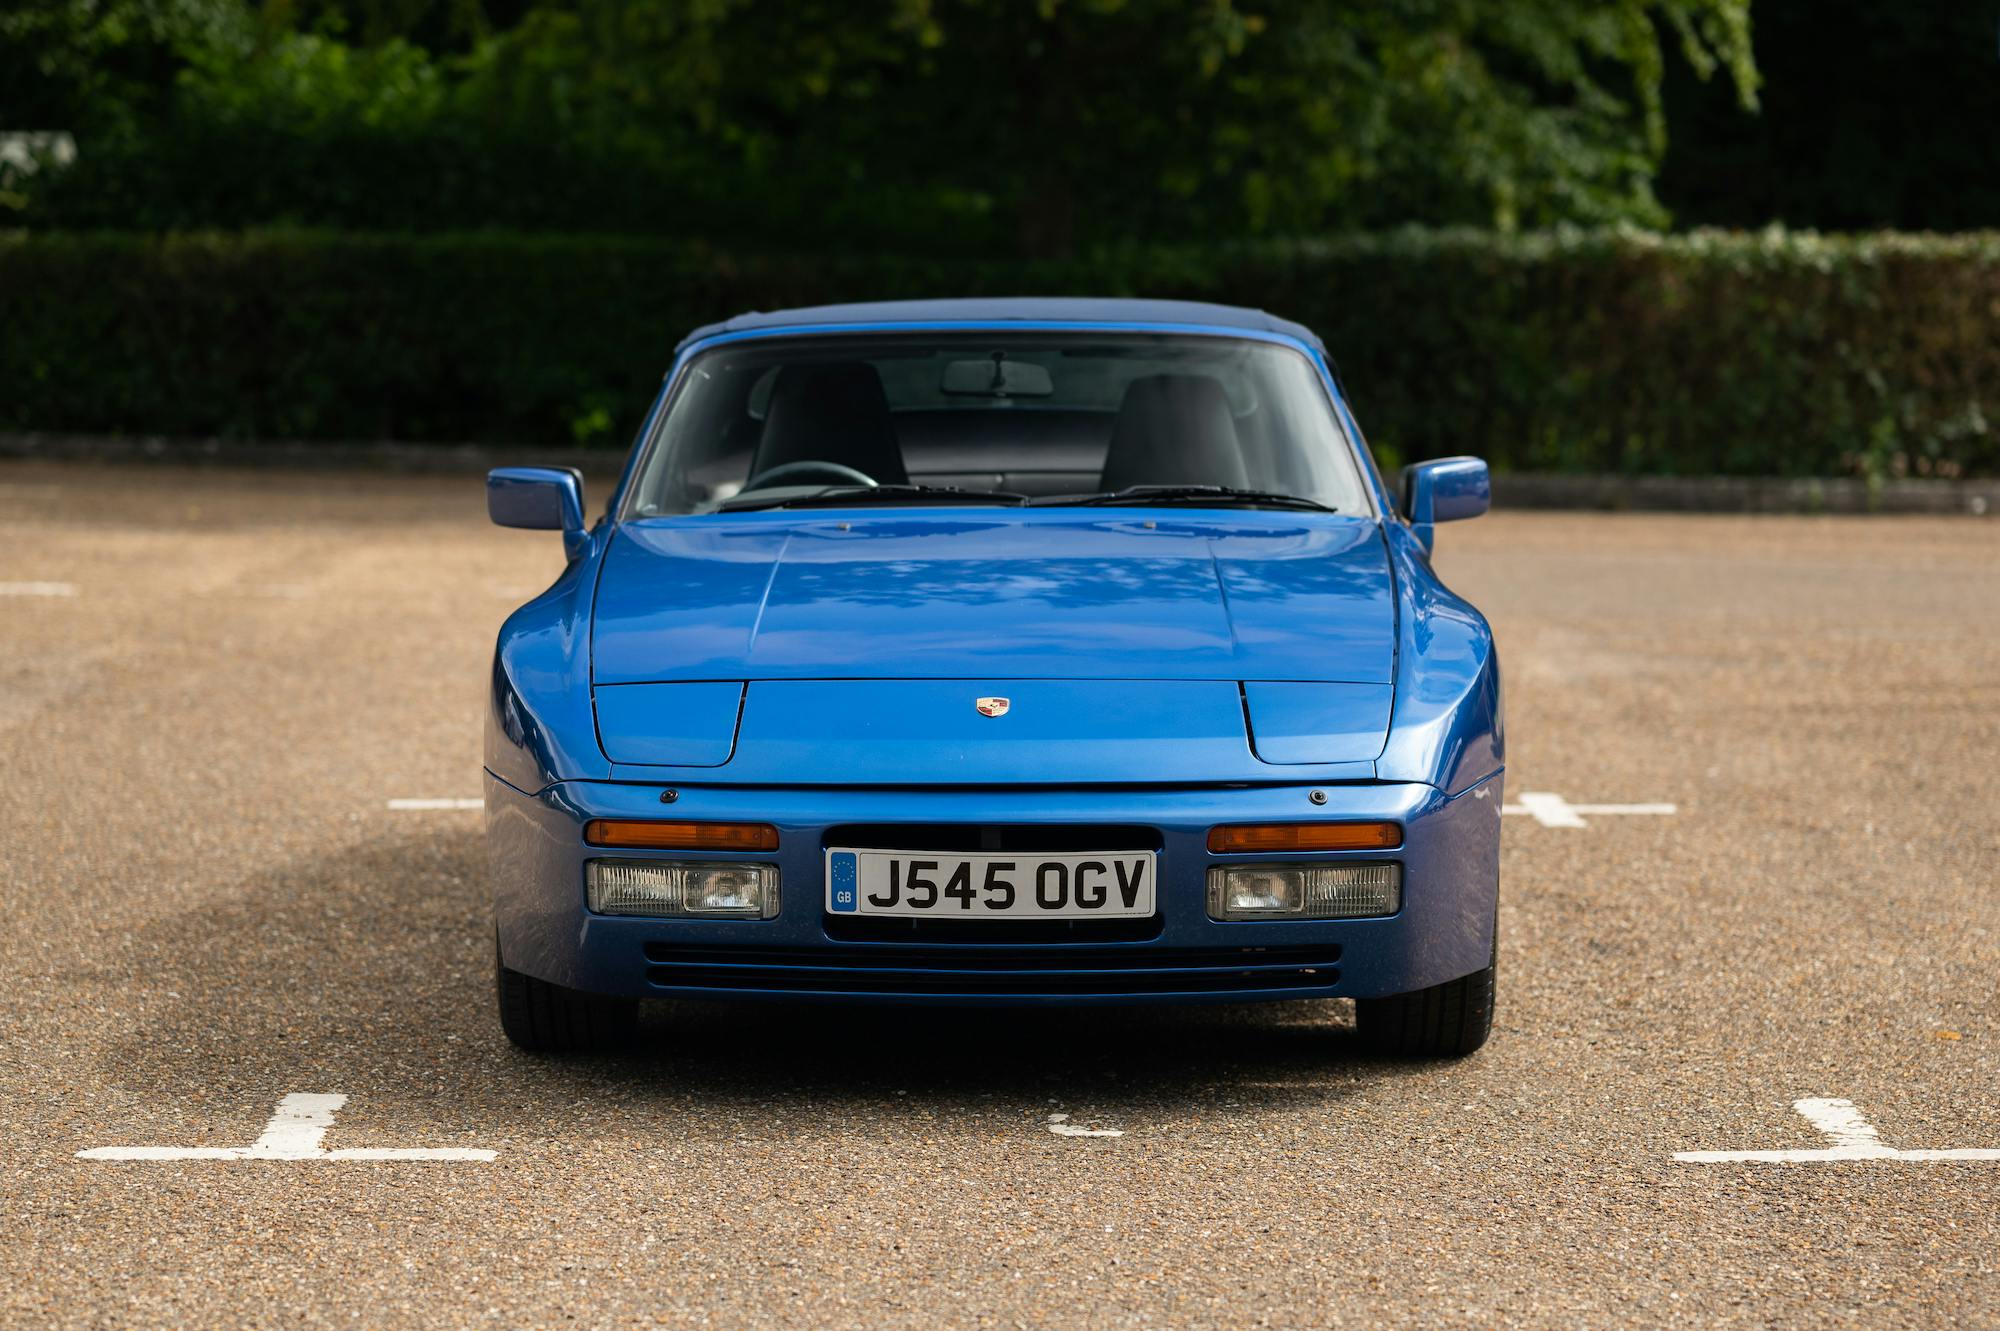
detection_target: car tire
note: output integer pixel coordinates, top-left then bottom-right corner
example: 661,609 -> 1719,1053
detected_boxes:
1353,954 -> 1495,1058
495,943 -> 639,1053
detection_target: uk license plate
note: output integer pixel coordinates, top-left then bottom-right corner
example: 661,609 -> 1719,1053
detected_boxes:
824,849 -> 1156,920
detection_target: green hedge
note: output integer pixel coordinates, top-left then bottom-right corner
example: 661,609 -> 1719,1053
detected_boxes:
4,228 -> 1997,477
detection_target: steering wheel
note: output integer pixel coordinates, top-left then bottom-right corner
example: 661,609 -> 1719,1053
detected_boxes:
745,460 -> 878,490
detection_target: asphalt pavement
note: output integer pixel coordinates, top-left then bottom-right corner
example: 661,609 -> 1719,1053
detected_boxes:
1,462 -> 1995,1328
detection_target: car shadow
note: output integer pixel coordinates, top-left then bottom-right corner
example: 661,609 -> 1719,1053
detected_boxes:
89,826 -> 1441,1144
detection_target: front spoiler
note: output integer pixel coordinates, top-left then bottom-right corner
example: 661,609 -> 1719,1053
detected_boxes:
488,774 -> 1501,1005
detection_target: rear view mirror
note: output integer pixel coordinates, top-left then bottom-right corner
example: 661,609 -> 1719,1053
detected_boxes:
488,467 -> 588,558
1399,457 -> 1489,552
941,355 -> 1053,398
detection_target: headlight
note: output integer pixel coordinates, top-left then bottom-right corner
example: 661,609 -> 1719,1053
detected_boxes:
587,860 -> 780,918
1205,863 -> 1401,920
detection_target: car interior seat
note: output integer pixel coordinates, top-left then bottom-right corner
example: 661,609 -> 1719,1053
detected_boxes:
1096,373 -> 1248,493
749,362 -> 910,486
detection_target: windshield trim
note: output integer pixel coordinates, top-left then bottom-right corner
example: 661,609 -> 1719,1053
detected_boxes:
610,323 -> 1385,524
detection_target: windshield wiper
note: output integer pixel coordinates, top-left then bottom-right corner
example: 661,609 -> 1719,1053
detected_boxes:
717,484 -> 1027,512
1029,485 -> 1339,514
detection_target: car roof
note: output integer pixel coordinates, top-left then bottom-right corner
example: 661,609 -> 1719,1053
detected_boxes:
674,297 -> 1326,355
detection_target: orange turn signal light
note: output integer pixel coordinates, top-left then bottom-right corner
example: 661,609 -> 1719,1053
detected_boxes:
1207,821 -> 1403,854
583,820 -> 779,852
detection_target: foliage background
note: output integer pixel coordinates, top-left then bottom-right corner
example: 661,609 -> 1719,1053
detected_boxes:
7,227 -> 1995,478
3,1 -> 1997,477
6,0 -> 1756,250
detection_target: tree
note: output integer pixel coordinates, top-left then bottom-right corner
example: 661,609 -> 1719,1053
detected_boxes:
1661,0 -> 2000,230
453,0 -> 1758,250
14,0 -> 1760,251
0,0 -> 238,132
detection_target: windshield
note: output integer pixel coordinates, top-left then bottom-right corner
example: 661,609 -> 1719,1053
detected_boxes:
621,332 -> 1371,517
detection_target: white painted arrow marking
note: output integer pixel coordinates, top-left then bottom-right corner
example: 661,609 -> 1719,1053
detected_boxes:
1501,791 -> 1677,827
1675,1098 -> 2000,1163
1047,1112 -> 1123,1138
246,1091 -> 344,1157
387,798 -> 484,811
77,1093 -> 495,1162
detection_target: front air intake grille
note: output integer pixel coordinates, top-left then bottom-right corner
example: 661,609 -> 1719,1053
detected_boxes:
641,943 -> 1341,997
821,915 -> 1164,944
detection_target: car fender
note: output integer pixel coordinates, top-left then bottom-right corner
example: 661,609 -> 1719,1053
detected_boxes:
1375,521 -> 1504,794
486,532 -> 614,794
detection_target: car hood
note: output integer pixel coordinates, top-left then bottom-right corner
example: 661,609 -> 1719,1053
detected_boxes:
592,509 -> 1396,686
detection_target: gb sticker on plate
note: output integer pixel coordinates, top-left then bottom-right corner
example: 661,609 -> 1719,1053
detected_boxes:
828,851 -> 859,912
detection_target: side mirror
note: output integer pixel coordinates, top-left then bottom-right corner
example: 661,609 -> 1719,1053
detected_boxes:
488,467 -> 588,559
1399,456 -> 1489,552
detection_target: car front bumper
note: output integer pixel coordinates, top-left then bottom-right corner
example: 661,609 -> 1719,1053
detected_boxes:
487,773 -> 1502,1005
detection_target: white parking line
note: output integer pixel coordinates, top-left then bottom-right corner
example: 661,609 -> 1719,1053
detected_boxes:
1675,1098 -> 2000,1163
0,581 -> 78,598
387,798 -> 484,810
77,1092 -> 496,1162
1047,1112 -> 1123,1138
1501,791 -> 1677,827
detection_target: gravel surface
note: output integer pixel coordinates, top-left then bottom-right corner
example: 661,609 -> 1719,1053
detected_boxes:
1,462 -> 1994,1328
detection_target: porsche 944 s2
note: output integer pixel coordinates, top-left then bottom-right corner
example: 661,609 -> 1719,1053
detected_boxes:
485,298 -> 1501,1056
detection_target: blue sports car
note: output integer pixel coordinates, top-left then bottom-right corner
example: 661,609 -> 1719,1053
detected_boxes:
485,298 -> 1501,1056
